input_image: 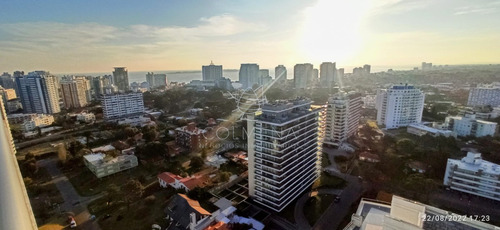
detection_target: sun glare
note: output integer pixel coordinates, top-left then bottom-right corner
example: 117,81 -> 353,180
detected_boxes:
299,0 -> 370,64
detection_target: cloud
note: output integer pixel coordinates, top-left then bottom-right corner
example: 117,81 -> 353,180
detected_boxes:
369,0 -> 432,15
0,14 -> 268,71
454,5 -> 498,15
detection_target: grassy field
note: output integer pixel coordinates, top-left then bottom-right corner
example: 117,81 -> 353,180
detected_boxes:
88,189 -> 175,230
312,172 -> 346,190
66,165 -> 158,197
303,194 -> 335,226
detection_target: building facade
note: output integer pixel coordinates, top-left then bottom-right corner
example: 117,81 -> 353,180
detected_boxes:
239,64 -> 260,89
112,67 -> 129,92
274,65 -> 287,85
320,62 -> 336,88
444,152 -> 500,202
175,122 -> 206,151
21,114 -> 54,131
343,195 -> 496,230
202,62 -> 223,81
467,83 -> 500,107
323,92 -> 362,146
60,79 -> 89,109
444,114 -> 497,137
101,92 -> 144,120
293,63 -> 313,89
376,84 -> 425,129
83,153 -> 138,178
146,72 -> 168,89
247,98 -> 321,212
15,71 -> 60,114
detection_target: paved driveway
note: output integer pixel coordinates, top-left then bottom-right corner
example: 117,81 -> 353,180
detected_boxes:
39,158 -> 102,230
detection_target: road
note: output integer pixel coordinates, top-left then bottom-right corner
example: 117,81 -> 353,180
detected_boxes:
16,126 -> 99,150
294,188 -> 343,230
39,158 -> 102,230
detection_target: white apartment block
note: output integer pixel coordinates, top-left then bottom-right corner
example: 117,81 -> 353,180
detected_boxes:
376,84 -> 425,129
101,92 -> 145,120
15,71 -> 60,114
83,153 -> 138,178
323,91 -> 362,146
444,152 -> 500,202
247,98 -> 321,212
21,114 -> 54,131
294,63 -> 314,89
467,83 -> 500,107
444,114 -> 497,137
76,112 -> 96,123
344,195 -> 496,230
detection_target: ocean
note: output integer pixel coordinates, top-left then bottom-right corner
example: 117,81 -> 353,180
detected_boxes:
57,65 -> 414,83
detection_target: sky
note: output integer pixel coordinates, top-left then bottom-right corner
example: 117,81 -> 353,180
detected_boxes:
0,0 -> 499,73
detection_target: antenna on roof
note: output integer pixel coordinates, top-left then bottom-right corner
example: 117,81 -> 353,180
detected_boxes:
210,60 -> 214,65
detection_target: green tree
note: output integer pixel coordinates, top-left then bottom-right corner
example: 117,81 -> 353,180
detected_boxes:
124,127 -> 138,138
396,138 -> 416,155
106,184 -> 120,204
189,156 -> 204,171
122,179 -> 144,209
219,172 -> 231,182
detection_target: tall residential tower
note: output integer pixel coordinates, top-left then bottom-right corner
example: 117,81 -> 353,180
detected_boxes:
376,84 -> 425,129
323,91 -> 362,146
247,98 -> 321,212
112,67 -> 129,92
15,71 -> 60,114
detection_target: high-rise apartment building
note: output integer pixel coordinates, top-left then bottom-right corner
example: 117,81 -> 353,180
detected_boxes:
259,69 -> 270,85
15,71 -> 60,114
376,84 -> 425,129
247,98 -> 321,212
363,64 -> 371,74
294,63 -> 313,89
444,114 -> 497,137
444,152 -> 500,202
102,92 -> 144,120
0,92 -> 38,229
146,72 -> 168,89
422,62 -> 432,71
60,78 -> 89,109
112,67 -> 129,92
320,62 -> 336,88
337,68 -> 344,80
467,83 -> 500,107
239,64 -> 260,89
323,92 -> 362,146
202,61 -> 223,81
274,65 -> 287,85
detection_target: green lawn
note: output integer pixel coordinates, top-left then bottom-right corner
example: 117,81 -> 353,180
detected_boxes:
312,172 -> 346,190
88,189 -> 175,230
66,165 -> 157,197
303,194 -> 335,226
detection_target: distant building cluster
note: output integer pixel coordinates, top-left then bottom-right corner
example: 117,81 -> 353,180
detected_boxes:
444,113 -> 497,137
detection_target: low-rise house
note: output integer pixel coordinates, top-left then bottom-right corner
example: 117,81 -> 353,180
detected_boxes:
189,198 -> 264,230
83,153 -> 138,178
166,141 -> 182,157
358,152 -> 380,163
205,155 -> 228,168
407,123 -> 456,137
158,172 -> 207,192
164,194 -> 211,230
76,112 -> 96,123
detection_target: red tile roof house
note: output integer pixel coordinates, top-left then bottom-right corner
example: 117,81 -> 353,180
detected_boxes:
158,172 -> 207,192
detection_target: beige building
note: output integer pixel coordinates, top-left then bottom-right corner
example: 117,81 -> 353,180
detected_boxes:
83,153 -> 138,178
61,78 -> 90,109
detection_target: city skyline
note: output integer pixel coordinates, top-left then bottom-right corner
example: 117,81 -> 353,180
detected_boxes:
1,0 -> 500,73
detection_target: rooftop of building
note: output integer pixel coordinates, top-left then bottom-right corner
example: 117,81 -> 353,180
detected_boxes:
83,153 -> 136,167
408,123 -> 454,134
447,114 -> 497,124
261,97 -> 311,112
448,152 -> 500,175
